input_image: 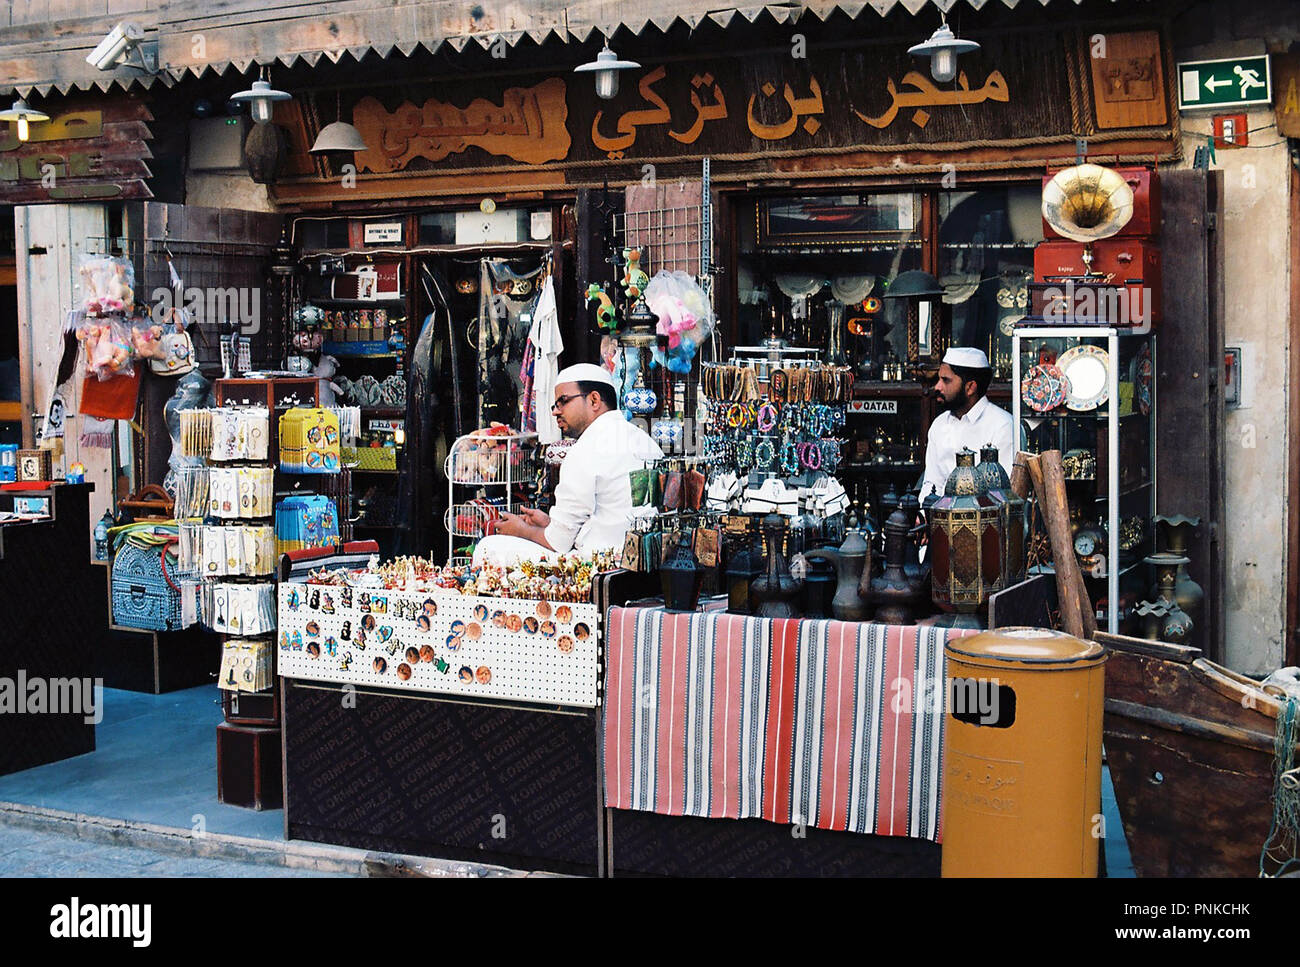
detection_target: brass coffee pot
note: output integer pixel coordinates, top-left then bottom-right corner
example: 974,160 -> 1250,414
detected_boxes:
804,528 -> 872,621
750,514 -> 803,619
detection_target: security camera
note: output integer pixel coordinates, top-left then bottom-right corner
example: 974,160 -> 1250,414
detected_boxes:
86,22 -> 146,70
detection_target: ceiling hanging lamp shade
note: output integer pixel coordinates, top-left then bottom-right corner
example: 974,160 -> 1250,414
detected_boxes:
884,269 -> 945,298
310,89 -> 368,154
310,120 -> 368,153
0,98 -> 50,142
229,77 -> 291,124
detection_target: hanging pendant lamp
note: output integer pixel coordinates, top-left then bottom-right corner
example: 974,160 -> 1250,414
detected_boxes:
229,70 -> 291,124
310,89 -> 368,154
0,98 -> 50,143
908,19 -> 980,84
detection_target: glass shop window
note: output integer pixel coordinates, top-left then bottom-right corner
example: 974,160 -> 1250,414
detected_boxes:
736,193 -> 922,366
938,186 -> 1042,379
295,217 -> 351,251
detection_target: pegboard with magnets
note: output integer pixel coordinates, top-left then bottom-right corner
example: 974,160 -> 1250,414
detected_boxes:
277,583 -> 601,708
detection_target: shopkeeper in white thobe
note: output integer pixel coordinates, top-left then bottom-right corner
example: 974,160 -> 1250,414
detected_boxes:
920,347 -> 1015,498
471,363 -> 663,567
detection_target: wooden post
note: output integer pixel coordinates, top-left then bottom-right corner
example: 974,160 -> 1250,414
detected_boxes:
1011,450 -> 1034,500
1026,450 -> 1095,640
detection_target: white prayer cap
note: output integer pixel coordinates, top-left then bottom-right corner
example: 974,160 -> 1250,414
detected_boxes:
555,362 -> 616,388
943,346 -> 991,369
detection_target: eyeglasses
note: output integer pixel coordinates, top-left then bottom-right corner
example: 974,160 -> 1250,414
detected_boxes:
551,393 -> 584,411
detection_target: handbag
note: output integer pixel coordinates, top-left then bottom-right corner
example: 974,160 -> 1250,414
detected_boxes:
621,531 -> 643,572
629,466 -> 659,507
79,369 -> 142,421
692,525 -> 721,568
150,330 -> 196,376
684,469 -> 706,512
659,470 -> 684,511
641,531 -> 662,571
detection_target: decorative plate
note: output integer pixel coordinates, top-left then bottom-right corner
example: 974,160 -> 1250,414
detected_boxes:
1058,345 -> 1111,411
1021,363 -> 1068,412
1130,343 -> 1153,416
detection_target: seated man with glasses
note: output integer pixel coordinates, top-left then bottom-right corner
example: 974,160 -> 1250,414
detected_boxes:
471,363 -> 662,567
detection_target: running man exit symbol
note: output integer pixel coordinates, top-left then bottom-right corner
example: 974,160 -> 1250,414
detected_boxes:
1178,56 -> 1271,110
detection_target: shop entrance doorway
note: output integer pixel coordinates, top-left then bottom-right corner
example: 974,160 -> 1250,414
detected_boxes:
400,252 -> 549,562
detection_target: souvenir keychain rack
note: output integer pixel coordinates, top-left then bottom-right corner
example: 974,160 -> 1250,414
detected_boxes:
209,378 -> 318,735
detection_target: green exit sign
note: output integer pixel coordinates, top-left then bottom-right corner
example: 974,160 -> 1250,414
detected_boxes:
1177,56 -> 1272,110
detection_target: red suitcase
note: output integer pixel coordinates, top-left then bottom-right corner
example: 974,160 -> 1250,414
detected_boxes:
1033,239 -> 1162,326
1042,166 -> 1160,240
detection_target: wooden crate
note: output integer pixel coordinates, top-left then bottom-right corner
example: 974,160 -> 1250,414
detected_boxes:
216,723 -> 283,810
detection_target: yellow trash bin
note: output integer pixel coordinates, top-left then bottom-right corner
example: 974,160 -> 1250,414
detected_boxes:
941,627 -> 1107,877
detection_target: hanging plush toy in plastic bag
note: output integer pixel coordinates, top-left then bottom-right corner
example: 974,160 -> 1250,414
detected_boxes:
77,317 -> 135,380
644,271 -> 716,375
78,255 -> 135,318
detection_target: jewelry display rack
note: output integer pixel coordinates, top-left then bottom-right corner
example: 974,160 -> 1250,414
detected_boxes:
211,377 -> 318,809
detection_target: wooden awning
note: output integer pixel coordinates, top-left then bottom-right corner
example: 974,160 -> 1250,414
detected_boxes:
2,0 -> 1086,97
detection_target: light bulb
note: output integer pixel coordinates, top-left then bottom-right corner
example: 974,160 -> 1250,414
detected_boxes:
930,49 -> 956,83
251,99 -> 272,124
595,70 -> 619,100
16,116 -> 28,142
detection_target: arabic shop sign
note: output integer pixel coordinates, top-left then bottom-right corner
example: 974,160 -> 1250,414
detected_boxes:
587,64 -> 1008,158
353,77 -> 569,174
322,32 -> 1128,177
573,36 -> 1065,164
0,99 -> 153,203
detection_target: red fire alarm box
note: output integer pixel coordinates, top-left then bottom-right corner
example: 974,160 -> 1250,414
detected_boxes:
1214,114 -> 1249,148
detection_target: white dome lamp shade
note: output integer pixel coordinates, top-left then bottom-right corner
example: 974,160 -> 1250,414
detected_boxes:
907,21 -> 980,84
574,44 -> 640,100
229,74 -> 291,124
310,89 -> 369,155
0,99 -> 50,143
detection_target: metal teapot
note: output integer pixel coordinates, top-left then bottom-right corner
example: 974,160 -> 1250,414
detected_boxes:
804,529 -> 872,621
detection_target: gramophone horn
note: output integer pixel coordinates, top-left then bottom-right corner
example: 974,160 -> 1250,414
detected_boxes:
1041,163 -> 1135,243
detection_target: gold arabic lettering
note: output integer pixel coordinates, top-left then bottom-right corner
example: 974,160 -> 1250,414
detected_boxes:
668,73 -> 729,144
353,78 -> 569,174
855,70 -> 1010,130
591,65 -> 673,158
591,66 -> 733,157
746,77 -> 825,140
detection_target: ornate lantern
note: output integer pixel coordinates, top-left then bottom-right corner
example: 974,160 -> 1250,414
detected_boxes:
928,447 -> 1025,621
724,520 -> 764,615
661,531 -> 704,614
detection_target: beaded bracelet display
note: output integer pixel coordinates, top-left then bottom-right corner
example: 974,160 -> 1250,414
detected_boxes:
799,442 -> 822,471
781,442 -> 800,475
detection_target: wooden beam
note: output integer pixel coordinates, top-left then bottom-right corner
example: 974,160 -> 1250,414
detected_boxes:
14,207 -> 34,449
1104,698 -> 1278,754
1289,158 -> 1300,667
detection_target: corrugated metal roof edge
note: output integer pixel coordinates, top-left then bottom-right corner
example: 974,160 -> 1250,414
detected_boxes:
5,0 -> 1087,98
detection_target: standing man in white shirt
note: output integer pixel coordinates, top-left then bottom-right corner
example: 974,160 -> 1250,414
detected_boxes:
471,363 -> 663,566
920,347 -> 1015,498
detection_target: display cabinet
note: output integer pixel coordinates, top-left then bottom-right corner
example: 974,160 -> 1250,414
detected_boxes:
728,186 -> 1040,529
443,429 -> 540,565
1012,326 -> 1156,634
